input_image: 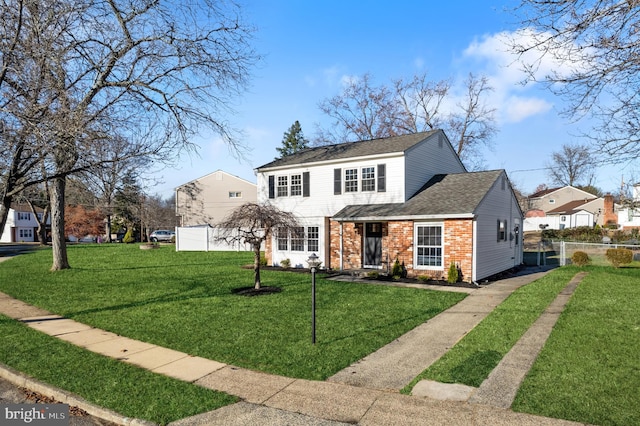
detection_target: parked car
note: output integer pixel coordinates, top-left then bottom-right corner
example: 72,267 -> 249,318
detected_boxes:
149,230 -> 175,242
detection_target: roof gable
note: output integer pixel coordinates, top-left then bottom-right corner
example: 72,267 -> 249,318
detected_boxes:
256,130 -> 441,170
547,198 -> 596,215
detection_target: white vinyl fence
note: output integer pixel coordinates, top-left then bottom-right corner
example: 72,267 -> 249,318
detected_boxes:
175,227 -> 263,252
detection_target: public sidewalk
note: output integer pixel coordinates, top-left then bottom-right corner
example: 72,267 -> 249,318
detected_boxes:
0,265 -> 586,426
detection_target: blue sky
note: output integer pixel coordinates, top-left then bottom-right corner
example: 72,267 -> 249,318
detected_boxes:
150,0 -> 632,198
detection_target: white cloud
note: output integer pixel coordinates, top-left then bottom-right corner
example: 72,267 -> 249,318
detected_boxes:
456,30 -> 563,124
502,95 -> 553,123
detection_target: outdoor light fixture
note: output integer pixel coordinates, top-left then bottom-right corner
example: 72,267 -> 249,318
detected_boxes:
307,253 -> 321,344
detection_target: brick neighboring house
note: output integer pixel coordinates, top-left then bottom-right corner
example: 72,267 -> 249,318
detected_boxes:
255,130 -> 523,283
0,204 -> 51,243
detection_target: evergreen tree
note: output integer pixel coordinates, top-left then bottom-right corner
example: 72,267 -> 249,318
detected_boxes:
276,121 -> 309,158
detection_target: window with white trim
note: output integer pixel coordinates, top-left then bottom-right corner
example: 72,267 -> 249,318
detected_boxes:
415,224 -> 443,268
345,169 -> 358,192
19,229 -> 33,239
277,227 -> 288,250
291,227 -> 305,251
277,176 -> 288,197
18,212 -> 30,221
361,166 -> 375,191
228,191 -> 242,198
290,174 -> 302,196
307,227 -> 319,252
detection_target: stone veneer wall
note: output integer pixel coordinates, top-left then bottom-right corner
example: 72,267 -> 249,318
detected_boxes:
328,218 -> 474,282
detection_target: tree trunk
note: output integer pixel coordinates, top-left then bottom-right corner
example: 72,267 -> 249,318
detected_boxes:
50,176 -> 70,270
106,214 -> 112,243
0,194 -> 13,242
253,244 -> 261,289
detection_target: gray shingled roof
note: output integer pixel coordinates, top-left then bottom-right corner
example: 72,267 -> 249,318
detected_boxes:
332,170 -> 504,220
256,130 -> 440,170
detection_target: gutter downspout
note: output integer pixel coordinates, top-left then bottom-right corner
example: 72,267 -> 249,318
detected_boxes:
339,222 -> 344,271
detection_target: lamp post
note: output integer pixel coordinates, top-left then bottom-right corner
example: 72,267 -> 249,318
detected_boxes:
307,253 -> 321,344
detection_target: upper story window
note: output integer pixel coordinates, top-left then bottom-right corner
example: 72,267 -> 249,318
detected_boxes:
361,167 -> 375,191
17,212 -> 30,221
268,172 -> 310,199
549,199 -> 555,204
229,191 -> 242,198
277,176 -> 288,197
37,212 -> 43,221
334,165 -> 386,195
290,174 -> 302,196
344,169 -> 358,192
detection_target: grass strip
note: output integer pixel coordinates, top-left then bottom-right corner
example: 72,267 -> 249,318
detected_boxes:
512,266 -> 640,426
0,245 -> 466,380
402,267 -> 578,393
0,314 -> 237,425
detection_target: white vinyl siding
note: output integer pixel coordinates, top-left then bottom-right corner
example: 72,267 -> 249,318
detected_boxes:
474,172 -> 523,281
404,133 -> 465,200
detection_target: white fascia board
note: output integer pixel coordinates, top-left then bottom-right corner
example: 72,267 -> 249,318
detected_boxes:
332,213 -> 476,222
257,152 -> 403,173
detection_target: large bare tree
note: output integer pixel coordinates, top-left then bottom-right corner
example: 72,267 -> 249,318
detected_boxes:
0,0 -> 258,270
216,203 -> 301,290
546,143 -> 596,187
315,72 -> 496,169
510,0 -> 640,160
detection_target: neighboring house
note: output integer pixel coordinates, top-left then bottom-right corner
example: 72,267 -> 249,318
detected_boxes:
527,186 -> 597,212
175,170 -> 257,227
0,204 -> 51,243
546,200 -> 595,229
255,130 -> 523,283
617,183 -> 640,230
524,186 -> 616,231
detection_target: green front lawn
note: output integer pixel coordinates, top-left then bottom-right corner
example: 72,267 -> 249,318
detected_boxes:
512,266 -> 640,426
403,265 -> 640,426
0,245 -> 465,381
0,314 -> 236,425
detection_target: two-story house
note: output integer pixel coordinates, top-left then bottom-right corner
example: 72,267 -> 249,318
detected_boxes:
0,204 -> 50,243
524,186 -> 617,230
255,130 -> 523,283
175,170 -> 257,227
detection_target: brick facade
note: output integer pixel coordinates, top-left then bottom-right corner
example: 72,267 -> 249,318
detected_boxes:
328,218 -> 475,282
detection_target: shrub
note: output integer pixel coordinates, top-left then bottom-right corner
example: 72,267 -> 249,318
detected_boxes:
280,258 -> 291,269
259,255 -> 267,266
447,262 -> 458,284
123,228 -> 135,244
417,275 -> 430,283
366,271 -> 379,279
605,248 -> 633,268
391,258 -> 402,277
571,251 -> 591,266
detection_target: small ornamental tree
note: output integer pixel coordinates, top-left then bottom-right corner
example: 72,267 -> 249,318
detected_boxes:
216,203 -> 301,289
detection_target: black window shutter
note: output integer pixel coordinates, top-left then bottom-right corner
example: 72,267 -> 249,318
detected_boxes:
268,175 -> 275,199
334,168 -> 342,195
303,172 -> 310,197
377,164 -> 386,192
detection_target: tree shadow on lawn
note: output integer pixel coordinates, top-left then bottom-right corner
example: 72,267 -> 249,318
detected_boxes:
231,286 -> 282,296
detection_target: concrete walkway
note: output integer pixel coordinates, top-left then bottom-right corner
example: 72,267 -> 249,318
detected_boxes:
0,265 -> 587,426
